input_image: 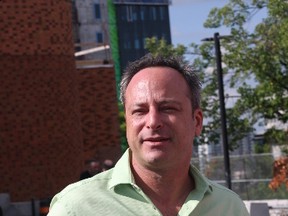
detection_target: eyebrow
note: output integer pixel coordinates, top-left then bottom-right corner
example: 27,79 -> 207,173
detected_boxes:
130,99 -> 182,108
158,100 -> 182,106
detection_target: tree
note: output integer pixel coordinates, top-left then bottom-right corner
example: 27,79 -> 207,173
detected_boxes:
204,0 -> 288,189
118,103 -> 128,152
145,37 -> 187,57
204,0 -> 288,139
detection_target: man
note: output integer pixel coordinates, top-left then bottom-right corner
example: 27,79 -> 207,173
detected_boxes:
79,160 -> 101,180
48,54 -> 249,216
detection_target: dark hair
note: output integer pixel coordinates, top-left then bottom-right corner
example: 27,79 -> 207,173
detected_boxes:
120,53 -> 202,110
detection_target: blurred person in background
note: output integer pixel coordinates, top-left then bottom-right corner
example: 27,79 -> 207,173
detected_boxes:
102,159 -> 114,171
79,159 -> 101,180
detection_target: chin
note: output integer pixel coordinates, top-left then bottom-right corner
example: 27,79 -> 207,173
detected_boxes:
144,151 -> 170,165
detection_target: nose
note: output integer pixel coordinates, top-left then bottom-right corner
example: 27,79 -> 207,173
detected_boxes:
146,108 -> 163,130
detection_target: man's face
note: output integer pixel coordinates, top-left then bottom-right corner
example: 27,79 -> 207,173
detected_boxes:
125,67 -> 203,170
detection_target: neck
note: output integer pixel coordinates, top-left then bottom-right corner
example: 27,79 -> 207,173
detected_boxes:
131,160 -> 194,216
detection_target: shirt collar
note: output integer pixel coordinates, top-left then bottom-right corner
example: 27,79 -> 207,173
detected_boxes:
108,148 -> 213,195
189,165 -> 213,194
108,149 -> 134,189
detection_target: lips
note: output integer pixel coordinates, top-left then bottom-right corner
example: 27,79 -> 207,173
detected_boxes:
142,137 -> 170,143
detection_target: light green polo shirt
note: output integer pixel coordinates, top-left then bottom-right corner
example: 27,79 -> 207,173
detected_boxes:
48,149 -> 249,216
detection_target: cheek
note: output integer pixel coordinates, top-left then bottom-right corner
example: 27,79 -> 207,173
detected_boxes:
126,118 -> 144,148
126,116 -> 143,135
177,117 -> 195,138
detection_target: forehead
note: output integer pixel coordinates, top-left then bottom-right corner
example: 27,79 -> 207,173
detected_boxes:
129,66 -> 186,85
126,66 -> 190,101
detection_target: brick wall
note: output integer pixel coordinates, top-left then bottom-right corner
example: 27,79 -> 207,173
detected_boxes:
0,0 -> 121,202
77,66 -> 121,163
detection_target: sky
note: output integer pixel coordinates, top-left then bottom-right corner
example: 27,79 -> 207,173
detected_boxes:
169,0 -> 268,134
169,0 -> 267,46
169,0 -> 229,46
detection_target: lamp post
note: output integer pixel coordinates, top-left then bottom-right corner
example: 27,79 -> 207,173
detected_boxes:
202,32 -> 232,189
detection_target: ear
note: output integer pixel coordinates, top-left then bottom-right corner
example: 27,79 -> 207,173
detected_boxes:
193,108 -> 203,136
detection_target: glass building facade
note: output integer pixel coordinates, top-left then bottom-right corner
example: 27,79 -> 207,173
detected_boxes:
114,0 -> 171,71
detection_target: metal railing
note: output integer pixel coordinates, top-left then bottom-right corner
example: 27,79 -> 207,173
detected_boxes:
191,153 -> 288,200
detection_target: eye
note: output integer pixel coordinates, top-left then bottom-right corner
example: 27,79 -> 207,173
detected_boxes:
161,106 -> 178,113
132,108 -> 147,115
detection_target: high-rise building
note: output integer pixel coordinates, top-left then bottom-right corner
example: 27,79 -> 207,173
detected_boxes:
113,0 -> 171,71
73,0 -> 172,71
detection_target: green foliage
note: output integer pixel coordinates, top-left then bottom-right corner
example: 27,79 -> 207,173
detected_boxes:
118,103 -> 128,152
254,143 -> 271,154
145,37 -> 187,58
204,0 -> 288,147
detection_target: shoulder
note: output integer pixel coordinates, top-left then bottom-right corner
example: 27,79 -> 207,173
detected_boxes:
207,180 -> 242,201
52,169 -> 113,204
209,180 -> 239,196
203,180 -> 249,215
49,170 -> 115,215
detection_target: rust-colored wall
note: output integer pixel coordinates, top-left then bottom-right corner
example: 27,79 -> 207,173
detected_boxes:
0,1 -> 121,202
77,66 -> 121,163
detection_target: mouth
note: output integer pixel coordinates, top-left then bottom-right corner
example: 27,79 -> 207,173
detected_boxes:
142,137 -> 171,144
